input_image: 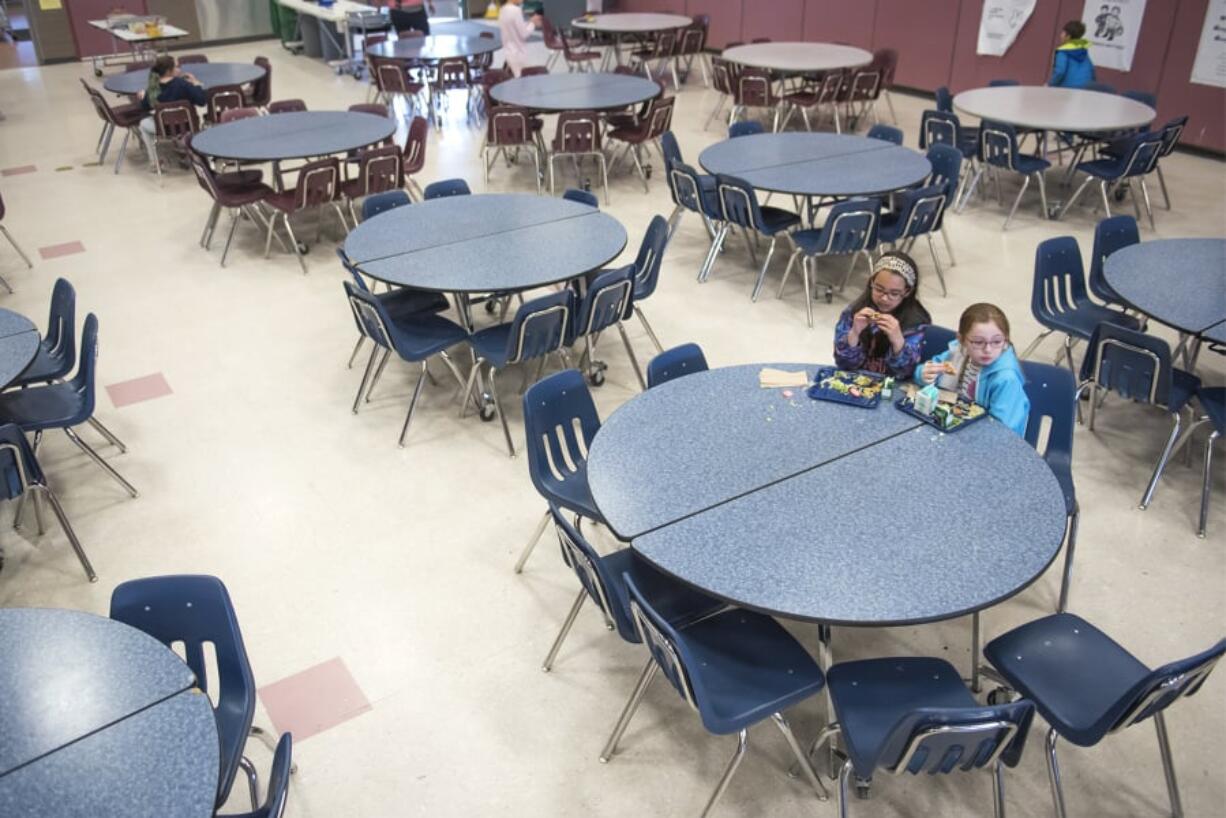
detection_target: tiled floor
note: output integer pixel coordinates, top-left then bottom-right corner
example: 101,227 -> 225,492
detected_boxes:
0,34 -> 1223,818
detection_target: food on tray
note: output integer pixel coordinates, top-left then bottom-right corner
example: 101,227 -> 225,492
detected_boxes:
816,369 -> 884,401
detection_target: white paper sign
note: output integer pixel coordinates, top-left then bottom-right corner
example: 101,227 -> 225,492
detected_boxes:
977,0 -> 1038,57
1081,0 -> 1147,72
1191,0 -> 1226,88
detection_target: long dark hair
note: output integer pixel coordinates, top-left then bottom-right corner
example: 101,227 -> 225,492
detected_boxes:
846,251 -> 931,360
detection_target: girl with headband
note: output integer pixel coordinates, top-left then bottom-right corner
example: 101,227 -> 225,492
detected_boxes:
833,251 -> 931,380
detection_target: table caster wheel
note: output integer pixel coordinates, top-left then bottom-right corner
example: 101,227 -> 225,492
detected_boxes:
484,299 -> 498,314
588,369 -> 605,386
644,165 -> 652,178
855,781 -> 872,800
94,68 -> 103,77
296,242 -> 309,255
825,287 -> 834,304
479,401 -> 496,422
987,686 -> 1014,705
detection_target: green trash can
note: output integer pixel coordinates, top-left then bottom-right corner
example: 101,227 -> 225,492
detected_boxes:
269,0 -> 301,48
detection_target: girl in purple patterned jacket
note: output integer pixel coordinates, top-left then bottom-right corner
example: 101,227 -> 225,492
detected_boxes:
833,252 -> 931,379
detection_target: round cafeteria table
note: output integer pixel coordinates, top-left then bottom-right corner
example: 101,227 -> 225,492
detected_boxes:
0,609 -> 219,818
699,132 -> 932,198
0,309 -> 39,390
343,192 -> 627,323
952,85 -> 1155,134
1103,239 -> 1226,338
366,34 -> 500,63
103,62 -> 266,95
722,42 -> 873,75
490,72 -> 661,113
570,12 -> 692,35
189,110 -> 397,163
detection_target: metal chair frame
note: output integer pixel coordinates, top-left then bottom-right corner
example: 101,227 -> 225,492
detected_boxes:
0,439 -> 96,582
483,106 -> 543,193
549,112 -> 609,205
777,206 -> 878,324
1058,134 -> 1163,229
964,123 -> 1049,229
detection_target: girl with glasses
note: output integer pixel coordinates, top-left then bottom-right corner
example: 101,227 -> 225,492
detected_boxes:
833,252 -> 931,380
917,303 -> 1030,436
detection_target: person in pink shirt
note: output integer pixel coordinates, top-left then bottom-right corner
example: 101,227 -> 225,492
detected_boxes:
499,0 -> 543,77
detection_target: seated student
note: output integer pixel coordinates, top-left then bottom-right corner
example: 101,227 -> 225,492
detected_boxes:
1048,20 -> 1095,88
916,303 -> 1030,436
137,56 -> 206,169
833,252 -> 930,380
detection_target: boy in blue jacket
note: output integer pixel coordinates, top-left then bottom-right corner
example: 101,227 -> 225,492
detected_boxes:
916,303 -> 1030,436
1049,20 -> 1096,88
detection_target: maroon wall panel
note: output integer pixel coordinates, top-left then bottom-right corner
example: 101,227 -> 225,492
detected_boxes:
685,0 -> 743,48
872,0 -> 961,89
1054,0 -> 1175,95
802,0 -> 877,48
948,0 -> 1062,91
1155,0 -> 1225,150
740,0 -> 804,43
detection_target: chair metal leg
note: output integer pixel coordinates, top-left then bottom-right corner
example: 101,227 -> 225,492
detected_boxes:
1003,174 -> 1031,230
1099,180 -> 1113,218
992,760 -> 1007,818
1057,503 -> 1078,612
352,346 -> 379,414
200,202 -> 221,249
1140,412 -> 1184,509
1156,164 -> 1171,210
1037,172 -> 1050,219
36,485 -> 97,582
700,729 -> 749,818
249,725 -> 298,774
940,226 -> 956,266
365,348 -> 392,403
86,417 -> 126,452
542,589 -> 587,672
1139,178 -> 1156,231
971,610 -> 981,693
515,509 -> 550,574
925,233 -> 947,295
396,360 -> 430,448
347,335 -> 366,369
600,659 -> 658,763
699,224 -> 729,282
750,236 -> 778,302
1057,176 -> 1094,220
63,427 -> 138,498
772,713 -> 829,801
113,129 -> 131,174
282,217 -> 309,275
1044,728 -> 1069,818
1021,330 -> 1053,360
1151,711 -> 1187,818
634,306 -> 664,354
1199,431 -> 1219,539
837,758 -> 854,818
957,165 -> 985,213
803,257 -> 814,328
776,250 -> 799,299
489,368 -> 515,458
238,755 -> 260,810
0,225 -> 33,269
615,322 -> 647,390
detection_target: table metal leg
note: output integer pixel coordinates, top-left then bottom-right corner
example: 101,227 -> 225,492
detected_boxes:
971,611 -> 982,693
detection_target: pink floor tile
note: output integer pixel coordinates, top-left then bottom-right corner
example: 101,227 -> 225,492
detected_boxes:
1,165 -> 36,176
38,241 -> 85,260
106,372 -> 173,408
258,658 -> 372,743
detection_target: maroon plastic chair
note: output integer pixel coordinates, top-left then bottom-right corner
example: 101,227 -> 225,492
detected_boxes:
483,106 -> 542,192
151,100 -> 200,182
81,79 -> 145,173
540,14 -> 579,72
678,19 -> 710,86
550,111 -> 608,203
400,115 -> 429,200
875,48 -> 899,122
177,54 -> 209,65
186,135 -> 275,267
782,69 -> 845,132
608,96 -> 674,193
206,84 -> 245,125
219,107 -> 260,124
341,145 -> 403,222
704,57 -> 737,130
267,99 -> 307,114
432,58 -> 474,126
262,157 -> 347,273
840,67 -> 883,129
244,56 -> 272,109
477,67 -> 511,118
631,29 -> 680,89
373,57 -> 424,119
0,189 -> 31,282
731,68 -> 781,131
561,33 -> 601,73
520,65 -> 549,76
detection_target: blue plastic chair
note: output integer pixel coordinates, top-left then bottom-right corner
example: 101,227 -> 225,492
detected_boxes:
344,281 -> 469,448
924,143 -> 962,263
866,123 -> 903,145
921,324 -> 956,359
0,314 -> 138,501
11,278 -> 75,386
1152,116 -> 1187,211
780,198 -> 879,323
934,85 -> 953,113
422,177 -> 471,199
1077,322 -> 1201,510
626,214 -> 669,356
562,187 -> 599,208
221,732 -> 293,818
727,120 -> 764,138
336,248 -> 449,369
647,342 -> 708,388
1020,236 -> 1141,369
466,289 -> 575,457
986,613 -> 1226,818
706,175 -> 800,300
1186,387 -> 1224,538
360,189 -> 411,220
814,657 -> 1034,818
964,119 -> 1051,229
1020,361 -> 1079,612
608,573 -> 831,814
0,423 -> 95,581
661,130 -> 720,243
877,184 -> 949,295
988,78 -> 1018,87
1058,130 -> 1163,229
1087,215 -> 1139,308
516,370 -> 604,574
573,264 -> 643,389
110,575 -> 262,810
919,109 -> 977,160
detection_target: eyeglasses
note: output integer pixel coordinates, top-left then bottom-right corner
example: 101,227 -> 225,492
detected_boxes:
870,283 -> 907,300
965,337 -> 1007,351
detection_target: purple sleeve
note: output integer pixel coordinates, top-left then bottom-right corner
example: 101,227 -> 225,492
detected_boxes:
833,309 -> 866,369
883,325 -> 925,380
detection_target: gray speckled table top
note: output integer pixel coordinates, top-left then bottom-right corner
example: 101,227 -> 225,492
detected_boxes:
0,608 -> 197,776
953,86 -> 1155,132
103,62 -> 266,95
722,42 -> 873,74
586,364 -> 921,540
587,364 -> 1066,625
1204,321 -> 1226,346
190,111 -> 396,162
1103,238 -> 1226,335
698,132 -> 931,197
346,193 -> 627,292
0,690 -> 218,818
367,34 -> 500,61
571,13 -> 692,33
0,308 -> 39,396
490,72 -> 661,112
0,308 -> 36,339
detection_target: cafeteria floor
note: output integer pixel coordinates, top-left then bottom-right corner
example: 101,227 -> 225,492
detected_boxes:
0,36 -> 1222,818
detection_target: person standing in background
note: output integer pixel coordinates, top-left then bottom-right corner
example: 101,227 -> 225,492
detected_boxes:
1048,19 -> 1096,88
389,0 -> 434,35
498,0 -> 543,77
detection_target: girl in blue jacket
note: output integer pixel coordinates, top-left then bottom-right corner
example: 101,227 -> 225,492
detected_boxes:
916,303 -> 1030,436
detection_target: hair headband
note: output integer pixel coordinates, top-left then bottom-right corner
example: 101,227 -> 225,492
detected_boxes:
874,255 -> 916,289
